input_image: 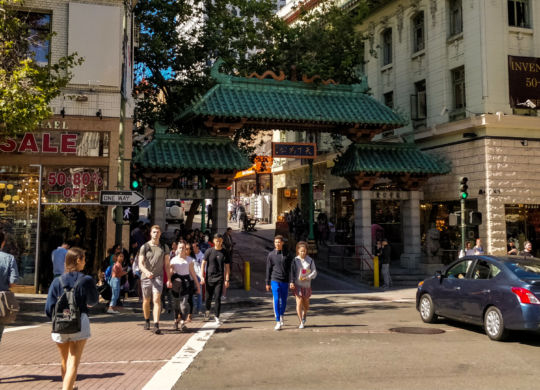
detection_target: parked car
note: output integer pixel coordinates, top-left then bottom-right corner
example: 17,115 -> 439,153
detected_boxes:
165,199 -> 184,223
417,255 -> 540,341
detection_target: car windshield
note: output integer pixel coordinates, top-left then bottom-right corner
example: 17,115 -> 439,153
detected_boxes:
506,259 -> 540,280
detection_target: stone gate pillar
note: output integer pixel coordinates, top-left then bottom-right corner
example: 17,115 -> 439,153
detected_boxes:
353,190 -> 372,253
400,190 -> 422,269
152,187 -> 167,228
213,188 -> 229,234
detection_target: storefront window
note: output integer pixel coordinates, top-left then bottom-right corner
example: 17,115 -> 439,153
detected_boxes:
0,166 -> 40,286
420,200 -> 478,264
506,204 -> 540,255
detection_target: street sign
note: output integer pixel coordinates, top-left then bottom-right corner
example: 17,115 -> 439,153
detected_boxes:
272,142 -> 317,159
100,190 -> 145,206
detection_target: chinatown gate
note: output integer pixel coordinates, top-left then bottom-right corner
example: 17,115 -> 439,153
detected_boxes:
135,60 -> 449,269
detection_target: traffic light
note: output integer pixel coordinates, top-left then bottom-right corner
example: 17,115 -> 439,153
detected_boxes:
459,177 -> 468,199
131,178 -> 140,190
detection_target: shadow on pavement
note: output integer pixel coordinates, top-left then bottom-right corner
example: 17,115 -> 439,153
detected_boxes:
0,372 -> 124,384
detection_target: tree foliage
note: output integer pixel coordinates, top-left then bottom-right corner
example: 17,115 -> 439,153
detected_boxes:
134,0 -> 370,134
0,0 -> 82,135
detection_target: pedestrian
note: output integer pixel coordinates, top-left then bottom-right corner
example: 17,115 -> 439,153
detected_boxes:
45,247 -> 98,390
107,252 -> 127,314
237,203 -> 246,230
290,241 -> 317,329
170,241 -> 200,332
507,241 -> 518,255
191,242 -> 204,315
138,225 -> 171,334
227,199 -> 234,221
201,234 -> 230,325
0,231 -> 19,343
473,238 -> 484,255
519,241 -> 533,257
52,240 -> 70,277
265,235 -> 292,331
380,239 -> 392,288
465,241 -> 475,256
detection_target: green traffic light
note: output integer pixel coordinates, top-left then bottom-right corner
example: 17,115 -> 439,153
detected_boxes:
461,192 -> 468,199
131,180 -> 139,189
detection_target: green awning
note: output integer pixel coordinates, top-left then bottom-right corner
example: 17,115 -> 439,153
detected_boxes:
133,134 -> 251,171
332,143 -> 450,176
177,61 -> 407,129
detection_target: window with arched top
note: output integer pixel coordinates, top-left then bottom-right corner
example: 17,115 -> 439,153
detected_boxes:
412,12 -> 425,53
448,0 -> 463,37
381,28 -> 392,66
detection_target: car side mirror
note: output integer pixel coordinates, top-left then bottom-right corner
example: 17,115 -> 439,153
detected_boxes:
435,270 -> 443,282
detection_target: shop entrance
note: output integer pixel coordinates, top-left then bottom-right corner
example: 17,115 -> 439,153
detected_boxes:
39,205 -> 105,291
372,199 -> 402,257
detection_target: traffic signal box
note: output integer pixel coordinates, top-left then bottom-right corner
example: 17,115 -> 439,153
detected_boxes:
459,177 -> 469,199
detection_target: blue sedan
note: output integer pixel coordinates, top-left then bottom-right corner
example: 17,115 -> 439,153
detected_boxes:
416,255 -> 540,341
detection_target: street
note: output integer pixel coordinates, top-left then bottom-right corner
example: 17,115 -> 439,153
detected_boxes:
1,223 -> 540,390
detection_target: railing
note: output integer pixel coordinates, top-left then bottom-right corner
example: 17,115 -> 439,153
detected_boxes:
319,244 -> 375,283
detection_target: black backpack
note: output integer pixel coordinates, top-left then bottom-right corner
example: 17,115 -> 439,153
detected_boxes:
52,277 -> 83,334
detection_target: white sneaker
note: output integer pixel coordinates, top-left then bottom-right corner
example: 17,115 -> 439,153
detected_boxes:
215,316 -> 221,325
107,308 -> 119,314
274,322 -> 281,331
299,323 -> 304,329
279,316 -> 284,326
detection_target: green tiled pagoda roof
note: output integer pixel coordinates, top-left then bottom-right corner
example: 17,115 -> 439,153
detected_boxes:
332,143 -> 450,176
178,61 -> 406,129
133,134 -> 251,171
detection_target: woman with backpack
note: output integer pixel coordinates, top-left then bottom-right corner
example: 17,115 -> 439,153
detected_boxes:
45,247 -> 98,390
169,241 -> 200,332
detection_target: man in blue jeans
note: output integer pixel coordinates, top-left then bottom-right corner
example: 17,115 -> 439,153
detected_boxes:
265,235 -> 292,331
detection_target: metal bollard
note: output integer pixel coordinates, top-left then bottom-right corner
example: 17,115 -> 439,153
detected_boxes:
244,261 -> 250,291
373,256 -> 380,288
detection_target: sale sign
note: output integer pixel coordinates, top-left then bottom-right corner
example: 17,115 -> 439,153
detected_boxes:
43,167 -> 107,204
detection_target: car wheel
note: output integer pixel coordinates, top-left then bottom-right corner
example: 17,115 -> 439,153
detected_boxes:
484,306 -> 508,341
419,293 -> 438,323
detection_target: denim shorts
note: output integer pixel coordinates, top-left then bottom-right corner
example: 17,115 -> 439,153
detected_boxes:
51,313 -> 91,343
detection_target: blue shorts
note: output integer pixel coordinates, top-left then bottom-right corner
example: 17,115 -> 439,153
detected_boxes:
51,313 -> 91,343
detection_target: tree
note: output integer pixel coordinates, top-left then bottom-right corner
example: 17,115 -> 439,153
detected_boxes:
0,0 -> 82,135
134,0 -> 371,138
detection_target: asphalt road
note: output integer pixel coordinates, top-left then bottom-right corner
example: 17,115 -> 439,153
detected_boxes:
171,225 -> 540,390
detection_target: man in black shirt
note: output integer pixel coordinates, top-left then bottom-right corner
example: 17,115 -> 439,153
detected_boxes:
201,234 -> 230,324
265,235 -> 291,330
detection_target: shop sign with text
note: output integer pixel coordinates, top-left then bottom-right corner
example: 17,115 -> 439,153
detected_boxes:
508,55 -> 540,109
42,167 -> 107,204
0,129 -> 109,157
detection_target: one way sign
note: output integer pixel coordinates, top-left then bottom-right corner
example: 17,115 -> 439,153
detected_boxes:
100,190 -> 145,206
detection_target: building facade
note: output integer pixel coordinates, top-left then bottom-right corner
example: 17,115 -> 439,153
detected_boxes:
357,0 -> 540,257
0,0 -> 135,291
276,0 -> 540,267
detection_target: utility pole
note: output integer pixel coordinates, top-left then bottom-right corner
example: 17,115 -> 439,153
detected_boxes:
459,177 -> 469,254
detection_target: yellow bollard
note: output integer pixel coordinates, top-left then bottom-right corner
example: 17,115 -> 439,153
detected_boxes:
244,261 -> 250,291
373,256 -> 380,288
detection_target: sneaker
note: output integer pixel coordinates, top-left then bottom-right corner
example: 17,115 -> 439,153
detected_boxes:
181,321 -> 187,332
299,322 -> 304,329
204,311 -> 210,321
153,325 -> 161,335
279,316 -> 284,326
274,322 -> 281,331
144,321 -> 150,330
215,316 -> 221,325
107,307 -> 119,314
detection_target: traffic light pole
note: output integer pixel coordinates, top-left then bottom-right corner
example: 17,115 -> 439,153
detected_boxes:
460,197 -> 466,252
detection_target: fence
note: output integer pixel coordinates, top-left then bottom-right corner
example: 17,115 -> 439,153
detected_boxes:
319,244 -> 375,283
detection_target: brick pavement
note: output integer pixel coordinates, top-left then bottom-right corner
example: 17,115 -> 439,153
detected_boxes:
0,303 -> 206,390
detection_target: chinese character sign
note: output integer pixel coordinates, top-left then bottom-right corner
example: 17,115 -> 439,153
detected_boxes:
272,142 -> 317,159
